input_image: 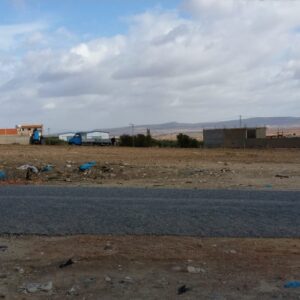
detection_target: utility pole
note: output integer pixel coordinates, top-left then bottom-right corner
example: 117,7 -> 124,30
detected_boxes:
239,115 -> 242,128
129,123 -> 135,147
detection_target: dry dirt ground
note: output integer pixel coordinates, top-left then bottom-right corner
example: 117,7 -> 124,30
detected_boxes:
1,236 -> 300,299
0,145 -> 300,190
1,145 -> 300,299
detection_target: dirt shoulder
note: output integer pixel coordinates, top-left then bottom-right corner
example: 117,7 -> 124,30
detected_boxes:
0,236 -> 300,299
1,146 -> 299,299
0,145 -> 300,190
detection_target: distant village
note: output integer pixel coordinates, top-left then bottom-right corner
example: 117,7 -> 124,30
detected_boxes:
0,123 -> 300,148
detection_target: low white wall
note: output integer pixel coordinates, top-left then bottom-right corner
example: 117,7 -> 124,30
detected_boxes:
0,136 -> 30,145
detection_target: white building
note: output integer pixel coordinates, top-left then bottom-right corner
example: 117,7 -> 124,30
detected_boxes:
58,132 -> 75,142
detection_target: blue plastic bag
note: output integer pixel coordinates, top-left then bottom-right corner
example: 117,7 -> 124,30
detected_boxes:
0,171 -> 6,181
0,171 -> 6,180
284,281 -> 300,288
79,161 -> 96,171
41,165 -> 53,172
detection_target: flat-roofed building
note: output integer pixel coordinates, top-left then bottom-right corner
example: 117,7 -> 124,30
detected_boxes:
203,127 -> 267,148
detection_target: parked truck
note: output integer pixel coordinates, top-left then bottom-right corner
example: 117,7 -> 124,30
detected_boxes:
30,128 -> 44,145
68,131 -> 111,146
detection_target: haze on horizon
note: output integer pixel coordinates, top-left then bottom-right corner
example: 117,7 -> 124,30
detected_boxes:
1,0 -> 300,132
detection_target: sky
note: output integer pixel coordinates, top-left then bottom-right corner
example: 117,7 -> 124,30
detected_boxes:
1,0 -> 300,132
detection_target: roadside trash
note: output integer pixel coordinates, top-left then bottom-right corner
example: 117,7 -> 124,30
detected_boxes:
67,286 -> 79,296
41,165 -> 53,172
172,266 -> 182,272
187,266 -> 205,274
178,285 -> 190,295
0,171 -> 6,181
59,258 -> 74,268
24,281 -> 53,293
17,165 -> 39,174
264,184 -> 273,189
275,174 -> 289,179
15,266 -> 24,274
119,276 -> 134,284
284,281 -> 300,288
18,165 -> 39,180
104,241 -> 113,250
0,245 -> 8,252
79,161 -> 96,172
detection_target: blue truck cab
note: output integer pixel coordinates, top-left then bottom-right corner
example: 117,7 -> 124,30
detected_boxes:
68,133 -> 82,145
30,128 -> 44,144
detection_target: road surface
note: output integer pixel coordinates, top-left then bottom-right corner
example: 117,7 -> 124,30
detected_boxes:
0,186 -> 299,237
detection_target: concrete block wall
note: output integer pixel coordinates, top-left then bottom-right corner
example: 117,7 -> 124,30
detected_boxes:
0,136 -> 30,145
246,138 -> 300,148
203,129 -> 224,148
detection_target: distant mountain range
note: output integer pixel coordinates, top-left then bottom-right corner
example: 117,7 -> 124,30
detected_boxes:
102,117 -> 300,136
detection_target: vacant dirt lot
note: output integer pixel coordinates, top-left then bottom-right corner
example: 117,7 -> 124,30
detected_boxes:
0,145 -> 300,190
1,145 -> 299,299
1,236 -> 300,299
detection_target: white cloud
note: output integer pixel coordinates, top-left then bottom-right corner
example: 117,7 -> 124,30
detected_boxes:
0,22 -> 46,50
1,1 -> 300,131
43,102 -> 56,110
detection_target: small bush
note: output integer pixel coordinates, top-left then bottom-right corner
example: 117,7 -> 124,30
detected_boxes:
119,129 -> 154,147
153,139 -> 178,148
119,135 -> 133,147
177,133 -> 200,148
44,137 -> 67,145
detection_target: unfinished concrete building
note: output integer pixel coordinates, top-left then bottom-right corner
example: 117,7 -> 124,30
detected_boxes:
203,127 -> 267,148
0,124 -> 43,145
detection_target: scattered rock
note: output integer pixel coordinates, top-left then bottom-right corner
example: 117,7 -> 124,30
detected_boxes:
14,266 -> 24,274
224,249 -> 237,254
25,284 -> 39,293
104,276 -> 112,282
172,266 -> 183,272
257,280 -> 279,292
40,281 -> 53,292
83,277 -> 96,288
187,266 -> 206,274
120,276 -> 134,284
24,281 -> 53,293
124,276 -> 133,283
67,286 -> 79,296
104,242 -> 113,251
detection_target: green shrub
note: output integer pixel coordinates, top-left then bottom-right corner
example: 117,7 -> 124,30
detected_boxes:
153,139 -> 178,148
44,137 -> 67,145
177,133 -> 200,148
119,129 -> 154,147
119,135 -> 133,147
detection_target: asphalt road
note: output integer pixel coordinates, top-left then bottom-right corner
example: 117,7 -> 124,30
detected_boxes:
0,186 -> 299,237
